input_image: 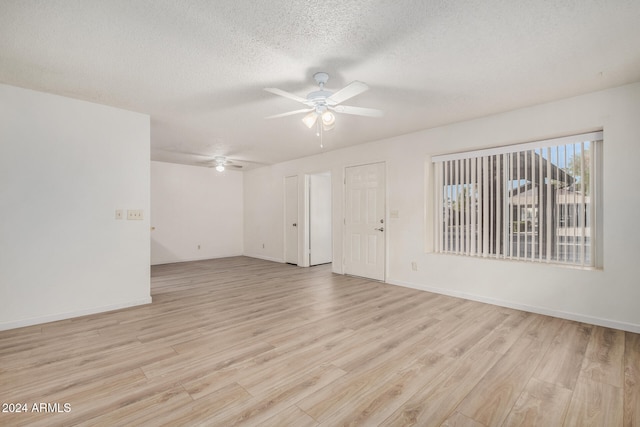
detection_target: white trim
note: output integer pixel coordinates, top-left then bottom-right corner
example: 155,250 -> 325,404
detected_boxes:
283,174 -> 301,266
0,298 -> 152,331
303,174 -> 311,267
432,131 -> 603,162
244,254 -> 285,263
386,279 -> 640,334
151,253 -> 244,266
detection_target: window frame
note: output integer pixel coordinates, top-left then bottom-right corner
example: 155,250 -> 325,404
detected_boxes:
431,131 -> 603,269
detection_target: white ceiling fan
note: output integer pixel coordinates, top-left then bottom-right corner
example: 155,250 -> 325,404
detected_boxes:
208,156 -> 240,172
204,155 -> 270,171
154,149 -> 259,171
264,72 -> 383,131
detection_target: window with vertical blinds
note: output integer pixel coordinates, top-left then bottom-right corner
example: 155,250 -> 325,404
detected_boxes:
432,132 -> 603,267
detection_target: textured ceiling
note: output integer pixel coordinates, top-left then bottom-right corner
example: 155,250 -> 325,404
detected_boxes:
2,0 -> 640,169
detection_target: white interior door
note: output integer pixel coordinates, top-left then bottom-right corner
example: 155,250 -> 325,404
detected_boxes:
309,172 -> 332,266
344,162 -> 385,280
285,175 -> 298,265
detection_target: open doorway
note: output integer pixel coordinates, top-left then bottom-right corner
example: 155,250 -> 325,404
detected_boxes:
307,172 -> 332,266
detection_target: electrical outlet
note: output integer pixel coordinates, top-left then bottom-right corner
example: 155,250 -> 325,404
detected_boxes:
411,261 -> 418,271
127,209 -> 144,220
115,209 -> 123,220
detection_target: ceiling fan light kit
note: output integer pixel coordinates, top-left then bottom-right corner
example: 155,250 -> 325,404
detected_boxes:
264,72 -> 383,138
302,111 -> 318,128
322,110 -> 335,126
213,155 -> 227,172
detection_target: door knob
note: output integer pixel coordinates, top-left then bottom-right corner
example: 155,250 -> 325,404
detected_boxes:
293,223 -> 297,227
374,227 -> 384,232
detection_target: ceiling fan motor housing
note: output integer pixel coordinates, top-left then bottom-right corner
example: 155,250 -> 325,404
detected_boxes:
307,90 -> 333,106
313,72 -> 329,86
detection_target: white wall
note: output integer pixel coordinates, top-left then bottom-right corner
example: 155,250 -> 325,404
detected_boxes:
244,82 -> 640,333
244,166 -> 287,262
0,84 -> 151,330
151,161 -> 243,265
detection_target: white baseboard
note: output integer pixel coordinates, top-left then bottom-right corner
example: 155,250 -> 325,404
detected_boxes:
151,253 -> 244,266
243,254 -> 285,263
386,279 -> 640,334
0,297 -> 152,331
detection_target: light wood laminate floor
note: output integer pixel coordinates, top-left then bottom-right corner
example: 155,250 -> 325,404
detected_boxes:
1,256 -> 639,426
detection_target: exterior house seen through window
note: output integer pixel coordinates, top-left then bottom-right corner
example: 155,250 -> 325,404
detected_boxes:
432,131 -> 603,268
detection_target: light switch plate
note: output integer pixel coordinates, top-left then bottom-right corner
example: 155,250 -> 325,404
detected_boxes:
127,209 -> 144,220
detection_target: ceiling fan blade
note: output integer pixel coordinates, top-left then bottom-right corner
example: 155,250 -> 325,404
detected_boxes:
332,105 -> 384,117
204,163 -> 242,169
327,81 -> 369,105
264,87 -> 308,104
265,108 -> 313,119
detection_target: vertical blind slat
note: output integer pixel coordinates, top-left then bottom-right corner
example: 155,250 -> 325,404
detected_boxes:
524,151 -> 529,260
471,158 -> 477,256
546,147 -> 552,262
537,148 -> 543,262
483,156 -> 489,257
516,151 -> 521,260
578,143 -> 584,266
449,160 -> 452,253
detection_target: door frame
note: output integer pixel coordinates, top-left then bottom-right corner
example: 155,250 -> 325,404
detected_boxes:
306,171 -> 332,266
284,175 -> 299,265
